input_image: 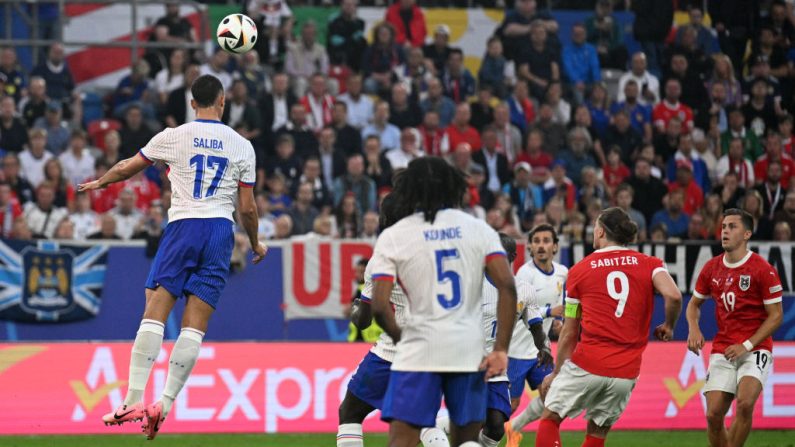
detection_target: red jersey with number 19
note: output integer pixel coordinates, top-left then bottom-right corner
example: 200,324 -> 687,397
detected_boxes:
566,246 -> 667,379
693,251 -> 782,355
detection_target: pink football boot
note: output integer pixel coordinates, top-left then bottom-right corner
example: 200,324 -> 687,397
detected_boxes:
142,401 -> 165,440
102,403 -> 145,426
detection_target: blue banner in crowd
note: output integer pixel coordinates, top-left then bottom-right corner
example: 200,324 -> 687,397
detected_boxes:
0,240 -> 107,323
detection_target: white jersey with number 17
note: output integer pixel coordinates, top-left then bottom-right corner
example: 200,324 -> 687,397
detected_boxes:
139,119 -> 256,223
369,209 -> 506,372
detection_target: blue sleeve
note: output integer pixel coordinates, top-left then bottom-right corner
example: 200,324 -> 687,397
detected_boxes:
561,47 -> 580,83
532,185 -> 545,209
367,180 -> 377,211
665,158 -> 676,183
589,46 -> 601,82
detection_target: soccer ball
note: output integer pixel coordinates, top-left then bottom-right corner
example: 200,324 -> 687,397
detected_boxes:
216,14 -> 258,54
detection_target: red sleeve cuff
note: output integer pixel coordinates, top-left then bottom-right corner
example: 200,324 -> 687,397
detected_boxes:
485,252 -> 507,263
372,274 -> 395,282
239,181 -> 255,188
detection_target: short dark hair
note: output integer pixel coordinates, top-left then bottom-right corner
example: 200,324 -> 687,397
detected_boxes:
723,208 -> 754,231
191,74 -> 224,108
498,232 -> 518,263
597,207 -> 638,245
528,223 -> 559,244
357,258 -> 369,267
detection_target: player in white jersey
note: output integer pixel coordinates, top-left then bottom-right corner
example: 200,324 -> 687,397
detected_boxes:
337,193 -> 449,447
504,224 -> 568,447
79,75 -> 268,439
369,157 -> 518,447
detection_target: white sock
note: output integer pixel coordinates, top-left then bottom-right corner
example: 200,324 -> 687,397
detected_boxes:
479,430 -> 500,447
124,319 -> 164,406
511,397 -> 544,431
160,327 -> 204,417
420,427 -> 450,447
435,416 -> 450,435
336,423 -> 363,447
460,442 -> 481,447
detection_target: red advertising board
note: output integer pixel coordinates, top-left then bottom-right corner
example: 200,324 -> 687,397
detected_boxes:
1,342 -> 793,434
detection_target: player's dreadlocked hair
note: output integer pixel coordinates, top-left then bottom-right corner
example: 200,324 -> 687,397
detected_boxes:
392,157 -> 467,223
379,192 -> 405,229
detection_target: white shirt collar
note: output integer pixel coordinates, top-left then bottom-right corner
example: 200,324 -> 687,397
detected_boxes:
723,250 -> 753,268
594,245 -> 630,253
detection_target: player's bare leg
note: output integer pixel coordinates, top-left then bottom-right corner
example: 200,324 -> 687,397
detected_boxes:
337,391 -> 375,447
480,409 -> 507,447
727,377 -> 763,447
103,287 -> 174,426
143,294 -> 213,440
449,421 -> 482,446
705,391 -> 734,447
583,419 -> 611,447
535,409 -> 563,447
388,420 -> 421,447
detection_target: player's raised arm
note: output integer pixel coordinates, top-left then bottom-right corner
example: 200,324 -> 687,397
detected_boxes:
483,254 -> 517,379
78,154 -> 150,191
652,267 -> 682,341
237,185 -> 268,264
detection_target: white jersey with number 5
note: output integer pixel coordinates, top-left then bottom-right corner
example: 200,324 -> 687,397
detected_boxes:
139,119 -> 256,223
369,209 -> 506,372
512,261 -> 568,359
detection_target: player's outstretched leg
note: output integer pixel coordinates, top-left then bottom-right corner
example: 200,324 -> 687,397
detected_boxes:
535,409 -> 563,447
103,288 -> 172,426
727,377 -> 763,447
337,391 -> 375,447
505,394 -> 545,447
705,391 -> 733,447
143,295 -> 212,440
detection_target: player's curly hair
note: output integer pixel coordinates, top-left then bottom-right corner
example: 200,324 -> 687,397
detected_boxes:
392,157 -> 467,223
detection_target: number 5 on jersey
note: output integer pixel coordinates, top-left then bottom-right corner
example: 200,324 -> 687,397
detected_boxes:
190,154 -> 229,199
435,249 -> 461,309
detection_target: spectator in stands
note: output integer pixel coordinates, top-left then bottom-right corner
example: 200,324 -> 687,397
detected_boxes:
335,192 -> 361,238
394,46 -> 432,99
651,189 -> 689,238
669,159 -> 704,215
58,129 -> 95,187
147,3 -> 195,74
20,76 -> 47,128
43,158 -> 75,210
602,145 -> 630,194
653,78 -> 694,134
603,110 -> 642,165
469,85 -> 495,133
3,153 -> 33,205
272,214 -> 293,240
19,128 -> 52,188
0,48 -> 24,102
248,0 -> 293,38
577,166 -> 607,212
742,189 -> 774,239
317,129 -> 347,190
384,0 -> 426,48
763,1 -> 794,47
441,49 -> 476,104
52,218 -> 74,240
299,74 -> 335,133
543,160 -> 576,211
478,37 -> 512,99
31,43 -> 74,106
0,182 -> 22,238
293,157 -> 332,213
773,192 -> 795,239
614,184 -> 646,241
666,133 -> 711,193
612,80 -> 653,142
288,181 -> 320,236
24,181 -> 68,239
754,132 -> 794,189
717,137 -> 756,189
420,77 -> 456,128
112,60 -> 152,117
507,80 -> 536,134
585,0 -> 627,70
259,72 -> 296,152
518,21 -> 559,102
742,54 -> 782,106
69,191 -> 98,240
268,134 -> 302,188
337,74 -> 373,131
668,25 -> 713,77
713,170 -> 745,210
559,127 -> 598,187
10,216 -> 32,240
222,80 -> 261,141
502,161 -> 541,232
700,81 -> 730,133
515,128 -> 550,170
779,115 -> 793,157
472,126 -> 510,193
361,23 -> 403,96
773,221 -> 792,241
531,103 -> 567,155
423,24 -> 452,77
706,54 -> 742,108
275,103 -> 319,160
631,0 -> 672,78
450,142 -> 474,175
385,127 -> 423,170
327,0 -> 367,73
708,1 -> 753,78
361,210 -> 379,240
720,107 -> 762,159
625,157 -> 668,222
119,105 -> 154,160
362,135 -> 392,189
102,131 -> 121,166
586,82 -> 611,139
333,154 -> 375,212
238,51 -> 267,100
254,192 -> 276,239
676,7 -> 719,56
109,188 -> 142,240
388,83 -> 422,129
266,172 -> 292,217
544,81 -> 569,126
0,95 -> 28,153
562,23 -> 601,104
497,0 -> 559,63
441,102 -> 481,154
200,47 -> 233,92
749,26 -> 789,81
33,101 -> 70,155
330,102 -> 362,156
743,77 -> 779,138
664,53 -> 708,111
154,49 -> 186,105
362,101 -> 401,152
489,103 -> 519,163
88,214 -> 121,240
755,160 -> 786,219
165,63 -> 200,128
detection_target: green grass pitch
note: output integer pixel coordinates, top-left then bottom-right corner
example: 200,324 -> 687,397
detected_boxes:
2,431 -> 794,447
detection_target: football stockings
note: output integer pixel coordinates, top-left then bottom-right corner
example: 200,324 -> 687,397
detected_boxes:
160,327 -> 204,417
124,319 -> 164,406
336,423 -> 363,447
512,396 -> 545,431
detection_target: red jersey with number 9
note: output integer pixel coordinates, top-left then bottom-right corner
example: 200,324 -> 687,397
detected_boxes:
693,251 -> 783,355
566,247 -> 668,379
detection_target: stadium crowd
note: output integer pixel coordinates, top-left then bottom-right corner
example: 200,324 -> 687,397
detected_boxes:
1,0 -> 795,252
